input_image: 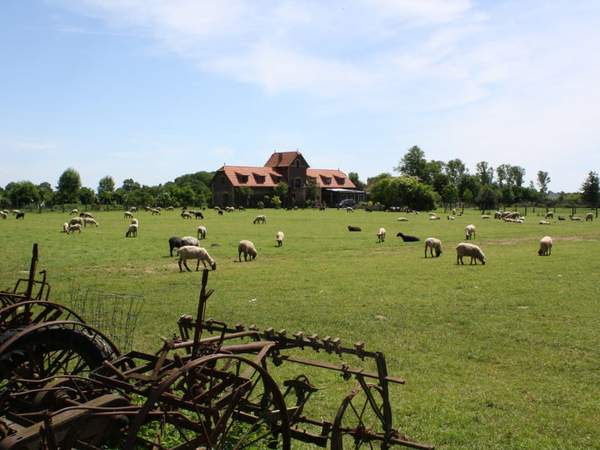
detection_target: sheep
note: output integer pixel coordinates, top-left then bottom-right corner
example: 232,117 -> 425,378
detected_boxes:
125,224 -> 138,237
130,206 -> 138,212
397,217 -> 409,222
225,206 -> 235,212
376,227 -> 386,243
238,240 -> 257,261
276,231 -> 285,247
124,211 -> 133,219
68,223 -> 82,234
131,218 -> 139,227
539,220 -> 551,225
424,237 -> 442,258
166,206 -> 174,211
181,211 -> 193,219
447,215 -> 455,220
0,211 -> 7,219
168,236 -> 199,256
346,207 -> 354,213
253,215 -> 267,224
481,215 -> 491,219
150,208 -> 161,215
348,225 -> 362,232
451,208 -> 457,216
70,208 -> 79,215
15,212 -> 25,220
80,212 -> 94,219
194,211 -> 204,219
197,226 -> 207,240
558,216 -> 567,221
429,214 -> 440,220
456,243 -> 486,265
396,232 -> 419,242
177,246 -> 216,271
494,211 -> 503,219
61,222 -> 69,233
465,224 -> 476,240
83,217 -> 98,227
538,236 -> 553,256
218,210 -> 224,215
570,215 -> 583,221
69,217 -> 83,226
545,211 -> 554,219
586,212 -> 594,222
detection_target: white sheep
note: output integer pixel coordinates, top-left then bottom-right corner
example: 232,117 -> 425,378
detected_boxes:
83,217 -> 98,227
130,206 -> 138,212
69,217 -> 84,226
539,220 -> 551,225
397,217 -> 409,222
346,207 -> 354,213
124,211 -> 133,219
0,211 -> 7,219
538,236 -> 553,256
586,212 -> 594,222
570,215 -> 583,221
176,246 -> 216,271
197,226 -> 207,240
376,228 -> 386,243
181,236 -> 199,246
150,208 -> 161,215
447,215 -> 455,220
61,222 -> 69,233
456,243 -> 486,265
424,238 -> 442,258
465,224 -> 476,240
125,224 -> 138,237
131,218 -> 139,227
481,214 -> 491,219
276,231 -> 284,247
70,208 -> 78,215
253,215 -> 266,224
429,214 -> 440,220
181,211 -> 193,219
545,211 -> 554,219
238,240 -> 257,261
68,223 -> 82,234
81,212 -> 94,219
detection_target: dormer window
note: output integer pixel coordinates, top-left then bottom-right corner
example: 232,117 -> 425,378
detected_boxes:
236,173 -> 249,184
253,173 -> 266,184
321,176 -> 332,185
335,176 -> 345,185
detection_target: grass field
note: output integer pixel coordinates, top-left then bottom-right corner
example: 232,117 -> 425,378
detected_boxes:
1,208 -> 599,449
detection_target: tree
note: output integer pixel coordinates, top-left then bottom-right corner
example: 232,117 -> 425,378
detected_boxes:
57,168 -> 82,203
121,178 -> 141,192
237,187 -> 252,207
395,146 -> 427,180
348,172 -> 365,190
274,182 -> 288,199
97,176 -> 115,204
508,166 -> 526,187
476,185 -> 499,211
306,178 -> 319,201
441,184 -> 459,205
475,161 -> 494,185
581,171 -> 600,206
37,182 -> 54,206
6,181 -> 39,208
536,171 -> 551,196
444,159 -> 467,185
496,164 -> 511,186
79,187 -> 96,205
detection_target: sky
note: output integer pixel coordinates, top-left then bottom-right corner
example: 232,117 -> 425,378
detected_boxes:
1,0 -> 599,192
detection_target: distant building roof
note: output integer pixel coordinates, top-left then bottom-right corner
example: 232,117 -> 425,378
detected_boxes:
307,168 -> 356,189
217,166 -> 283,188
264,151 -> 308,168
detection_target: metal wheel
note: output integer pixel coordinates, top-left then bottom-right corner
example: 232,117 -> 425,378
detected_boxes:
124,353 -> 291,449
0,300 -> 84,334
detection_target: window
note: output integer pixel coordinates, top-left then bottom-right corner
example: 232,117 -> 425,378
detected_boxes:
294,177 -> 302,188
295,159 -> 300,168
253,174 -> 266,184
335,176 -> 345,185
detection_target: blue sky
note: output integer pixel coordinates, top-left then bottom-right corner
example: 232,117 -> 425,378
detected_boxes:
1,0 -> 599,192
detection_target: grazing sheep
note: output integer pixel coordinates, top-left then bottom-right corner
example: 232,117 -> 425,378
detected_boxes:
456,243 -> 486,265
15,212 -> 25,220
494,211 -> 503,219
61,222 -> 69,233
181,211 -> 193,219
538,236 -> 553,256
70,208 -> 79,215
168,236 -> 199,256
69,217 -> 83,226
570,215 -> 583,221
465,224 -> 476,240
225,206 -> 235,212
194,211 -> 204,219
429,214 -> 440,220
586,212 -> 594,222
197,225 -> 207,240
539,220 -> 551,225
276,231 -> 285,247
376,227 -> 386,243
447,215 -> 455,220
545,211 -> 554,219
319,205 -> 326,211
125,224 -> 138,237
83,217 -> 98,227
348,225 -> 362,232
558,215 -> 567,221
253,215 -> 267,224
124,211 -> 133,219
68,223 -> 82,234
218,210 -> 224,215
166,206 -> 174,211
238,240 -> 258,261
150,208 -> 161,215
396,232 -> 419,242
130,206 -> 137,212
397,217 -> 409,222
177,246 -> 216,271
451,208 -> 457,216
346,207 -> 354,213
0,211 -> 7,219
424,237 -> 442,258
131,218 -> 139,227
481,215 -> 491,219
80,212 -> 94,219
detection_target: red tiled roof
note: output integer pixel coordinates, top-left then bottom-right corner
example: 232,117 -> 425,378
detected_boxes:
307,169 -> 356,189
264,151 -> 305,167
218,166 -> 283,187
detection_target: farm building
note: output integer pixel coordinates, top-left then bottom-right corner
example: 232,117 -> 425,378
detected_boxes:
211,151 -> 366,207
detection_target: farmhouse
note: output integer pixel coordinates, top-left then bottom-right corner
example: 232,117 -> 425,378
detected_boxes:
211,151 -> 366,207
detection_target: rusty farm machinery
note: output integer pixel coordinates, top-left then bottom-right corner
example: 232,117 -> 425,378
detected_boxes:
0,244 -> 433,449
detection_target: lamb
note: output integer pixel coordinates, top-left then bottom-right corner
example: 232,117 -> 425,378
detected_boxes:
125,224 -> 138,237
69,217 -> 83,226
424,237 -> 442,258
0,211 -> 7,219
124,211 -> 133,219
348,225 -> 362,232
465,224 -> 476,240
396,232 -> 419,242
276,231 -> 284,247
177,246 -> 216,271
456,243 -> 486,265
538,236 -> 553,256
539,220 -> 551,225
376,228 -> 386,243
68,223 -> 82,234
238,240 -> 257,261
83,217 -> 98,227
253,215 -> 267,224
15,212 -> 25,220
168,236 -> 199,256
586,212 -> 594,222
197,226 -> 207,240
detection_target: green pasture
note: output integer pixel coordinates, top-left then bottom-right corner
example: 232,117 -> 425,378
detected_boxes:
0,208 -> 599,449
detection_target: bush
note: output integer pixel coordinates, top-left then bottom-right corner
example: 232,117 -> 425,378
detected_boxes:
257,200 -> 264,209
272,196 -> 282,209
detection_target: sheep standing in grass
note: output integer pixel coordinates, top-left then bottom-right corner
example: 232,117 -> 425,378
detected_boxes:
0,211 -> 7,219
168,236 -> 199,256
181,211 -> 192,219
465,224 -> 476,240
346,207 -> 354,213
545,211 -> 554,219
124,211 -> 133,219
253,215 -> 266,224
570,215 -> 583,221
447,215 -> 455,220
80,212 -> 94,219
376,228 -> 386,243
456,243 -> 486,265
70,208 -> 79,215
538,236 -> 553,256
125,224 -> 138,237
131,218 -> 139,227
276,231 -> 284,247
424,238 -> 442,258
198,226 -> 207,240
61,222 -> 69,233
69,217 -> 83,227
15,212 -> 25,220
84,217 -> 98,227
429,214 -> 440,220
68,223 -> 82,234
177,246 -> 216,271
586,212 -> 594,222
238,240 -> 257,261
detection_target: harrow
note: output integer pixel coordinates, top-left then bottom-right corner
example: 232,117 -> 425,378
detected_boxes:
0,245 -> 433,449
